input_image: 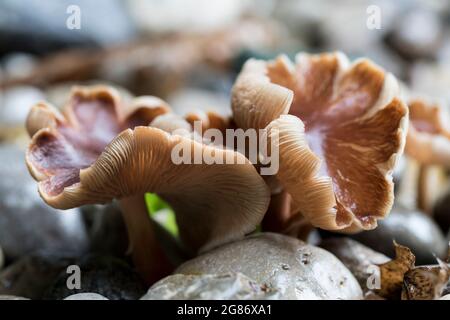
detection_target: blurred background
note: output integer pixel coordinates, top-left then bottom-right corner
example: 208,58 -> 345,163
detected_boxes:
2,0 -> 450,144
0,0 -> 450,300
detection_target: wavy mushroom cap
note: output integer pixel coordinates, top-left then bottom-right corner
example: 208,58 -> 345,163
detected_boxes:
184,109 -> 231,134
405,98 -> 450,166
25,85 -> 270,252
232,52 -> 408,232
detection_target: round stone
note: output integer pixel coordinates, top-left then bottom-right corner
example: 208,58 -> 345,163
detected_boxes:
176,233 -> 362,300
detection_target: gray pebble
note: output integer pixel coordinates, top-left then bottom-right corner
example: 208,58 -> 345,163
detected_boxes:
176,233 -> 362,300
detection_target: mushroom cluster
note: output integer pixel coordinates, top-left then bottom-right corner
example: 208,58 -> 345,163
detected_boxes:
24,50 -> 440,300
25,85 -> 270,283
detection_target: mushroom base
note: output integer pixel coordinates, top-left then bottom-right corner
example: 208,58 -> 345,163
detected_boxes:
119,194 -> 173,284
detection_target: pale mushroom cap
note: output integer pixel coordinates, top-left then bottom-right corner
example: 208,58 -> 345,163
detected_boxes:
184,109 -> 231,134
150,113 -> 193,135
232,52 -> 409,232
405,98 -> 450,166
25,85 -> 270,252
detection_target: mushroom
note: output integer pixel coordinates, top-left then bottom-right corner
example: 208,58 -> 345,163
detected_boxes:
400,98 -> 450,213
231,52 -> 408,233
406,98 -> 450,165
25,85 -> 270,283
184,109 -> 231,135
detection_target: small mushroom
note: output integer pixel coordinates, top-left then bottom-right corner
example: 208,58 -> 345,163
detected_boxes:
401,98 -> 450,213
184,109 -> 231,135
405,98 -> 450,165
232,52 -> 408,232
396,157 -> 448,215
25,85 -> 270,283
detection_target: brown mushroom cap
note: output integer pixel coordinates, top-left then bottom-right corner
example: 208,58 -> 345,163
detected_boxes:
232,52 -> 408,232
405,98 -> 450,166
25,85 -> 270,252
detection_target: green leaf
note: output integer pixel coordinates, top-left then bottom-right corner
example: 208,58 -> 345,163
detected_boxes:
145,193 -> 179,237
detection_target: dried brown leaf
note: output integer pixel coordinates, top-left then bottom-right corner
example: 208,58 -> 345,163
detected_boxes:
401,259 -> 450,300
375,242 -> 415,299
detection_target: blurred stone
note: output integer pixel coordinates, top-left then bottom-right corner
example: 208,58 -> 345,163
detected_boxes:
81,204 -> 128,259
64,293 -> 108,300
0,246 -> 3,270
320,238 -> 390,292
350,206 -> 447,265
2,53 -> 37,79
127,0 -> 252,34
45,255 -> 146,300
432,191 -> 450,235
0,0 -> 136,55
0,144 -> 89,261
0,86 -> 44,126
176,233 -> 362,300
99,19 -> 281,97
385,7 -> 443,60
322,1 -> 396,53
364,291 -> 385,300
410,62 -> 450,103
142,273 -> 280,300
0,254 -> 74,299
274,0 -> 397,52
0,295 -> 29,300
364,47 -> 407,80
438,33 -> 450,63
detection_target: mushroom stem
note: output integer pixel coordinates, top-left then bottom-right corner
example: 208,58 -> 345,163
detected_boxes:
417,164 -> 430,213
283,214 -> 315,242
417,164 -> 448,214
396,158 -> 420,210
396,158 -> 448,214
118,194 -> 173,284
262,190 -> 292,232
